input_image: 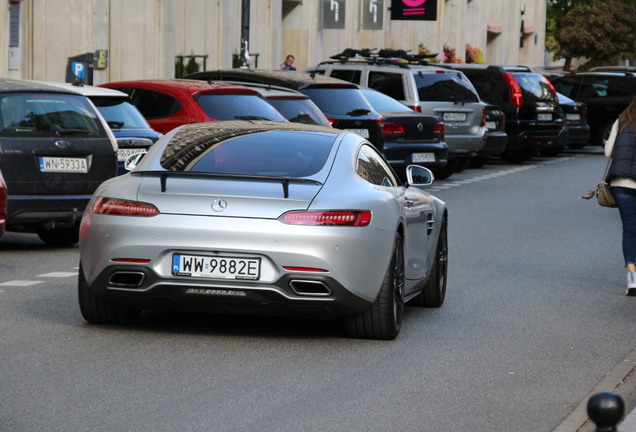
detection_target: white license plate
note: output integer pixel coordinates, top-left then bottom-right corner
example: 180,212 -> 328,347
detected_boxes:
485,121 -> 497,130
39,156 -> 88,173
566,113 -> 581,121
344,128 -> 370,138
443,112 -> 466,121
117,148 -> 147,162
172,254 -> 261,280
412,152 -> 435,162
537,113 -> 552,121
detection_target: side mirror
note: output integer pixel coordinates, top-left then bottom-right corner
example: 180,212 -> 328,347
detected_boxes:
406,165 -> 434,186
124,152 -> 145,171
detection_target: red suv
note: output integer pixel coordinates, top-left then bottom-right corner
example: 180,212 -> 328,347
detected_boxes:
100,79 -> 287,134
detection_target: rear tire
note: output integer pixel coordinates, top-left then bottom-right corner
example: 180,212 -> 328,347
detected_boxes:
37,223 -> 80,247
78,263 -> 141,325
344,233 -> 405,340
411,217 -> 447,308
432,158 -> 458,180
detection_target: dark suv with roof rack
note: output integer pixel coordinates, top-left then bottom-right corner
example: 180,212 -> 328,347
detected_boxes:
305,49 -> 486,178
440,64 -> 566,161
550,71 -> 636,145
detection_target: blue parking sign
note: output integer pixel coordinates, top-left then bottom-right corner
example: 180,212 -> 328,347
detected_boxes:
72,61 -> 85,79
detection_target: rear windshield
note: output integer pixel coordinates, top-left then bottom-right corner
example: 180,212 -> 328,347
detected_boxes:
265,98 -> 331,126
160,129 -> 334,177
300,88 -> 375,115
0,92 -> 106,137
415,73 -> 480,102
92,98 -> 153,130
511,73 -> 558,103
196,94 -> 286,122
361,89 -> 411,112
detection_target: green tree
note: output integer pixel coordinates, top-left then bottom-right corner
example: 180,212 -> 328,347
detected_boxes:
548,0 -> 636,70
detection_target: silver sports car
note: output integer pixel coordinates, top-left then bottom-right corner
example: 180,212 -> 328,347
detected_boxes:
78,121 -> 448,340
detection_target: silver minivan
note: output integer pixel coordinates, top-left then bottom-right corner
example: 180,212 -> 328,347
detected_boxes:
307,58 -> 487,178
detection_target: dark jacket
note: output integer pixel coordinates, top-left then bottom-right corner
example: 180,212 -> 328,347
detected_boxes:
608,123 -> 636,182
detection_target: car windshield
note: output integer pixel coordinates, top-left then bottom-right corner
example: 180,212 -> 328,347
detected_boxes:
265,98 -> 331,126
415,73 -> 480,102
361,89 -> 412,112
196,94 -> 286,121
0,92 -> 105,137
511,73 -> 558,103
300,88 -> 375,115
159,128 -> 334,177
92,98 -> 153,130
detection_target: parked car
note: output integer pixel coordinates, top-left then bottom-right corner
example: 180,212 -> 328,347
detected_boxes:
0,78 -> 117,246
35,81 -> 162,175
100,79 -> 287,134
557,92 -> 590,150
358,87 -> 447,176
78,121 -> 448,340
183,70 -> 385,153
440,64 -> 566,161
212,81 -> 331,127
304,51 -> 486,177
550,72 -> 636,145
475,104 -> 507,167
0,169 -> 6,241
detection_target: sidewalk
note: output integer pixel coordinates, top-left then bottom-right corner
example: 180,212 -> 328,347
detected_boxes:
553,347 -> 636,431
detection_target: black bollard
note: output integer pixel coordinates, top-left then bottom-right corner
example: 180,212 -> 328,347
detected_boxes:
587,391 -> 625,432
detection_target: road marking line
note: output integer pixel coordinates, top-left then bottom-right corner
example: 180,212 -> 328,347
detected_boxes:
0,280 -> 44,287
37,272 -> 77,278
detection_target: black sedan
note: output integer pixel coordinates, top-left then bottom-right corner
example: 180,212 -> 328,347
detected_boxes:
359,88 -> 448,178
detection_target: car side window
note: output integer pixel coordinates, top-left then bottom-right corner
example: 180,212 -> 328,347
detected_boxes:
579,77 -> 609,99
329,69 -> 362,84
368,72 -> 406,101
130,89 -> 182,120
356,144 -> 398,187
609,78 -> 636,97
551,76 -> 578,98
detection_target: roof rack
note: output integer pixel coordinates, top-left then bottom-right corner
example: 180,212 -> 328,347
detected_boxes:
316,48 -> 439,68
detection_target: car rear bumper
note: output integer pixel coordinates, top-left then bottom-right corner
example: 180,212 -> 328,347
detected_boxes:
384,141 -> 448,169
566,124 -> 591,145
84,263 -> 374,319
445,132 -> 487,155
7,195 -> 90,228
505,126 -> 567,151
480,131 -> 507,156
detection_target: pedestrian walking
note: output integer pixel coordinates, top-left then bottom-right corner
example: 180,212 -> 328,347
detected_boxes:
605,94 -> 636,295
280,54 -> 296,71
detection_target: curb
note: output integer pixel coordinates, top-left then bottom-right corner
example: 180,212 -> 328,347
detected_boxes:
553,347 -> 636,432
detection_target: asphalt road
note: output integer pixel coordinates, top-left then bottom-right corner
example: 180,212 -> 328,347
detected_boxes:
2,148 -> 635,432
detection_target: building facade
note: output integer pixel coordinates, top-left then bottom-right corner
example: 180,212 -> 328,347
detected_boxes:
0,0 -> 546,85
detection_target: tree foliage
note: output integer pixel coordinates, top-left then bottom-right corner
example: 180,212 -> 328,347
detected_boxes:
551,0 -> 636,69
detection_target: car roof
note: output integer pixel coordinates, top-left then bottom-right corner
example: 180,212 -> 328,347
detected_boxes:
0,78 -> 88,95
589,66 -> 636,72
553,71 -> 636,77
208,80 -> 311,99
183,69 -> 360,90
101,79 -> 260,96
440,64 -> 535,73
31,80 -> 129,98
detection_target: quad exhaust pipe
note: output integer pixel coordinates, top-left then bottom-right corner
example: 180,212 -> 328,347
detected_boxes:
289,280 -> 332,297
108,271 -> 145,288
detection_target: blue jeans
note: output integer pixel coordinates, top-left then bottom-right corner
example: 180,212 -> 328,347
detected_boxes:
612,186 -> 636,266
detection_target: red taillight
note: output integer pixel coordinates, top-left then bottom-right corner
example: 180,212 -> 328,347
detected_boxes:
278,210 -> 372,226
408,105 -> 422,113
503,72 -> 523,108
434,121 -> 445,136
112,258 -> 152,263
481,106 -> 487,127
93,197 -> 159,216
326,117 -> 337,126
283,266 -> 328,272
382,122 -> 405,136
